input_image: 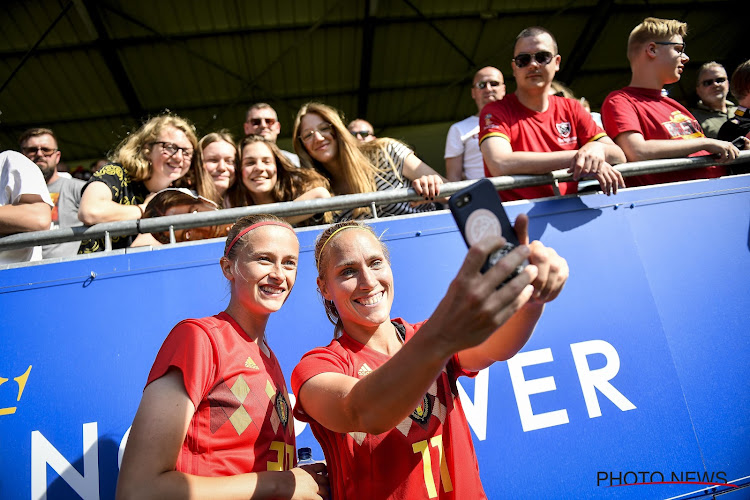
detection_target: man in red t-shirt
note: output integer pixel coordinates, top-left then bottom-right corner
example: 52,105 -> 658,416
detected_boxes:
601,17 -> 741,188
479,26 -> 625,201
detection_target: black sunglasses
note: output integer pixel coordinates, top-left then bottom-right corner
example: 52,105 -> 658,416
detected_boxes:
701,77 -> 726,87
474,80 -> 503,90
513,51 -> 554,68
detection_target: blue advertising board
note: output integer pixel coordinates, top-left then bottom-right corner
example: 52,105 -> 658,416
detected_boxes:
1,175 -> 749,499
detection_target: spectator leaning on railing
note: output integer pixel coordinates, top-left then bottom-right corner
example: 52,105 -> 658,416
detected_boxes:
77,114 -> 210,253
0,151 -> 53,264
293,102 -> 444,221
601,17 -> 744,188
718,59 -> 750,175
479,26 -> 625,201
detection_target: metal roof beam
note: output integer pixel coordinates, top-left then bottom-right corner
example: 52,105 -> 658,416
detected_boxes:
78,0 -> 145,121
557,0 -> 615,85
356,0 -> 377,119
0,2 -> 73,95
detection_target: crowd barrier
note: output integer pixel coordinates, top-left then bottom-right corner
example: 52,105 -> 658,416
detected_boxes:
1,151 -> 748,256
1,170 -> 749,499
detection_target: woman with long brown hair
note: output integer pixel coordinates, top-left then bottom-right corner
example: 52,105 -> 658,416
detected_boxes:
292,102 -> 444,220
226,135 -> 332,226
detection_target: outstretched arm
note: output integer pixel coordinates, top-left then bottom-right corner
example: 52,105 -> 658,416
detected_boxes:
296,237 -> 537,436
481,136 -> 581,176
458,213 -> 569,371
117,370 -> 328,500
614,131 -> 741,163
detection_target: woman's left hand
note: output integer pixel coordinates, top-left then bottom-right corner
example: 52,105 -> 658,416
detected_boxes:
411,174 -> 443,200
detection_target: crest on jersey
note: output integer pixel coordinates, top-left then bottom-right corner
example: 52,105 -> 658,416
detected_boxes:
275,391 -> 289,429
556,122 -> 572,137
410,393 -> 433,425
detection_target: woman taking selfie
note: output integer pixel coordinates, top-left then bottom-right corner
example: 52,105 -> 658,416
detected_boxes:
117,214 -> 328,500
291,216 -> 568,499
292,102 -> 444,221
226,134 -> 332,226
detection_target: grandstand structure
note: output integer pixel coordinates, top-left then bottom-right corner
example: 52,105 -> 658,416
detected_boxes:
0,0 -> 743,169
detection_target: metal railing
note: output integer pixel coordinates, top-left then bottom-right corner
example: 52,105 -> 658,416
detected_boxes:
0,151 -> 748,254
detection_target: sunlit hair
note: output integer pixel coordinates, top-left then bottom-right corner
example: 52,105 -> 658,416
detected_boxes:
143,189 -> 221,244
226,135 -> 332,223
627,17 -> 687,61
197,130 -> 237,204
292,102 -> 410,219
246,102 -> 277,122
223,213 -> 291,262
111,114 -> 198,183
549,80 -> 575,99
730,59 -> 750,102
314,220 -> 390,335
515,26 -> 558,55
18,127 -> 58,148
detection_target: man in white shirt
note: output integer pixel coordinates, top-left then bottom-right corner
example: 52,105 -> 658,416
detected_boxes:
444,67 -> 505,181
0,151 -> 53,264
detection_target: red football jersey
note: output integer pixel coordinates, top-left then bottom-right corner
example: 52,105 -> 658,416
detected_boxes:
601,86 -> 725,187
147,312 -> 296,476
479,93 -> 607,200
292,318 -> 487,500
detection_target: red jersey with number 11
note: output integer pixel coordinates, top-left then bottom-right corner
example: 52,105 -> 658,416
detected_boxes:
292,318 -> 487,500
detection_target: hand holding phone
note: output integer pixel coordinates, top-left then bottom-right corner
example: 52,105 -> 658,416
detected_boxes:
449,179 -> 526,285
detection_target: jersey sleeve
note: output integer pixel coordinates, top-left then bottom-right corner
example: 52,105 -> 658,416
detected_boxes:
478,102 -> 510,146
601,91 -> 641,139
444,122 -> 464,158
291,345 -> 351,422
146,319 -> 216,409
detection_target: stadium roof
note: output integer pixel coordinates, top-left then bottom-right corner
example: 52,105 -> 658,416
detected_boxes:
0,0 -> 743,164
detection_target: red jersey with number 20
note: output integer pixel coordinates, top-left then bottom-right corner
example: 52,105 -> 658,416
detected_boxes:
291,318 -> 487,500
147,312 -> 296,476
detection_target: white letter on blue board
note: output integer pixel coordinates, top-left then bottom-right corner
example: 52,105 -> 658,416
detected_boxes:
570,340 -> 636,418
507,348 -> 569,432
31,421 -> 100,500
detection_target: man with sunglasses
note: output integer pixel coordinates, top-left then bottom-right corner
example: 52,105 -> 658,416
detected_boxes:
244,103 -> 300,166
479,27 -> 625,200
689,62 -> 736,139
602,18 -> 740,188
445,66 -> 505,182
18,128 -> 85,259
347,118 -> 376,142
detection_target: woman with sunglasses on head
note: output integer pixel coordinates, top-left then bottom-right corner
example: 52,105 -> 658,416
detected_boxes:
117,214 -> 329,500
198,130 -> 238,206
291,216 -> 568,499
78,114 -> 214,253
226,135 -> 332,227
293,102 -> 444,221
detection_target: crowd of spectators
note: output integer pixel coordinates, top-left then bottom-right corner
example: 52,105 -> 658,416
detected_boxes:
1,16 -> 747,265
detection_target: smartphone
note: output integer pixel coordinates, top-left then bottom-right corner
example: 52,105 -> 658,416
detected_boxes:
731,136 -> 746,149
449,178 -> 526,283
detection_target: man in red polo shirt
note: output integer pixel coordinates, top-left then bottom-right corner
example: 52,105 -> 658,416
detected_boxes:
479,26 -> 625,201
601,17 -> 740,188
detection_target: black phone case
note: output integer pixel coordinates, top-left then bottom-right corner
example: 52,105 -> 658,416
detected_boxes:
449,178 -> 524,278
